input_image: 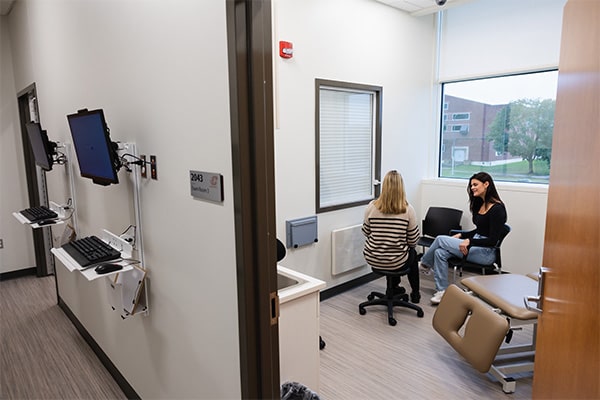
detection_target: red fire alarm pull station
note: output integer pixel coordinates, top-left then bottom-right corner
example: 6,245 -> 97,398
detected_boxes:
279,41 -> 293,58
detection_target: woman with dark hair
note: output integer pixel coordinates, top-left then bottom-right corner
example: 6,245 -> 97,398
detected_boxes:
362,170 -> 421,303
421,172 -> 507,304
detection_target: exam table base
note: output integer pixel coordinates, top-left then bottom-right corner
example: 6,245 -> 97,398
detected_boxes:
489,341 -> 536,393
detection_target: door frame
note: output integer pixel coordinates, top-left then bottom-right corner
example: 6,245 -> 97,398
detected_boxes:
16,82 -> 55,277
226,1 -> 280,398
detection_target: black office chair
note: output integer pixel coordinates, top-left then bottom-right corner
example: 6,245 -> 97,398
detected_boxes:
417,207 -> 463,256
277,238 -> 287,262
359,249 -> 424,326
448,224 -> 511,281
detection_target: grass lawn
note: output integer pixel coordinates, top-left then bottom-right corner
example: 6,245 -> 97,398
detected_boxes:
440,160 -> 550,183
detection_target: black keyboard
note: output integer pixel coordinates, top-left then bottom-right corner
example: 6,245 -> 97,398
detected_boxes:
61,235 -> 121,267
20,206 -> 58,222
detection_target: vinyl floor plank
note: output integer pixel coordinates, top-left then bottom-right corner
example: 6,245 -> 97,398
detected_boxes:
1,271 -> 533,400
0,275 -> 126,400
319,272 -> 533,400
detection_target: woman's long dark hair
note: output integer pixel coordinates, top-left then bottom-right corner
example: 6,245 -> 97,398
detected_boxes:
467,172 -> 503,214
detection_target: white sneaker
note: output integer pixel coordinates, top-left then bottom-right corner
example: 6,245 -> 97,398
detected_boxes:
430,290 -> 445,305
419,263 -> 431,275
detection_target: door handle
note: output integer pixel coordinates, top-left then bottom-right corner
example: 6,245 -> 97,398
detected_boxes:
524,266 -> 549,314
270,291 -> 279,326
524,295 -> 543,313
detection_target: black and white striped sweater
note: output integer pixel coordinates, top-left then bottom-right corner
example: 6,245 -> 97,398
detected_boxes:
362,201 -> 419,270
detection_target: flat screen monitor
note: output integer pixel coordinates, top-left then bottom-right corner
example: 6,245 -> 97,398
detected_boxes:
67,108 -> 120,186
25,122 -> 56,171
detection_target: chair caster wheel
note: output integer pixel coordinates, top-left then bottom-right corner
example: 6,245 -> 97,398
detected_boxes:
388,317 -> 397,326
417,310 -> 424,318
319,336 -> 326,350
401,294 -> 409,302
359,307 -> 366,315
367,294 -> 375,301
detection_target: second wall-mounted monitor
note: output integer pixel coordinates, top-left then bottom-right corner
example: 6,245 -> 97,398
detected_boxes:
25,122 -> 57,171
67,108 -> 121,186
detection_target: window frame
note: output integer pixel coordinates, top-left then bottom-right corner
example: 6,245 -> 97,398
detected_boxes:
438,69 -> 558,185
315,79 -> 382,213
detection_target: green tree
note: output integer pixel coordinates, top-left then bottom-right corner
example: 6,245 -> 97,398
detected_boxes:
487,98 -> 555,174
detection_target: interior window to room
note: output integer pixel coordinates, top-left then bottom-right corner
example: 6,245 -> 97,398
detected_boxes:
440,70 -> 558,184
316,79 -> 381,213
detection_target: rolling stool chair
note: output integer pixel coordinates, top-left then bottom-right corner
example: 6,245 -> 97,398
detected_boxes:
359,249 -> 424,326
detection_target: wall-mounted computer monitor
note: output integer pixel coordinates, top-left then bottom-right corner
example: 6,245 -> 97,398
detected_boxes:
67,108 -> 120,186
25,122 -> 56,171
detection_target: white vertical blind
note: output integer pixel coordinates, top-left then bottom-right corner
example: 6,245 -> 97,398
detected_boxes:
319,87 -> 374,208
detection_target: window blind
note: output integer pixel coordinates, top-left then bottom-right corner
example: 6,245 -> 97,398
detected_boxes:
319,88 -> 374,208
439,0 -> 565,81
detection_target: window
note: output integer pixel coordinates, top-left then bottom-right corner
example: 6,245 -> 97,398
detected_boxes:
316,79 -> 381,213
452,113 -> 470,121
449,124 -> 469,135
440,70 -> 558,184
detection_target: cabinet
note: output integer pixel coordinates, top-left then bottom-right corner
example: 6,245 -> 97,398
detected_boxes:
277,265 -> 325,392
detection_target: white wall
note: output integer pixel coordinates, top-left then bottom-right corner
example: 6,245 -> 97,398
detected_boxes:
0,16 -> 36,273
6,1 -> 240,398
273,0 -> 436,287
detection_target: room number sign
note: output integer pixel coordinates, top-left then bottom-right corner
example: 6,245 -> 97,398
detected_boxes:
189,170 -> 224,202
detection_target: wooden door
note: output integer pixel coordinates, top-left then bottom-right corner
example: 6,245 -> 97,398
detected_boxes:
532,1 -> 600,398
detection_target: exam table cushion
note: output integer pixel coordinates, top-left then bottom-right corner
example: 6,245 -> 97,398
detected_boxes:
461,274 -> 539,320
432,284 -> 509,373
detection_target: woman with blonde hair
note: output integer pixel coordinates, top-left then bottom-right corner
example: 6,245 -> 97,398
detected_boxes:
362,170 -> 421,303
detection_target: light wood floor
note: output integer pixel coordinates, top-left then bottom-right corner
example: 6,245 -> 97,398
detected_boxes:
319,271 -> 534,400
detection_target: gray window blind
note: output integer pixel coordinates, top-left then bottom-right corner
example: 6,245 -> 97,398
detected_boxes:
319,88 -> 374,208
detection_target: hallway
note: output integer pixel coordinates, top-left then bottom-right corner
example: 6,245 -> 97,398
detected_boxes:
0,274 -> 126,399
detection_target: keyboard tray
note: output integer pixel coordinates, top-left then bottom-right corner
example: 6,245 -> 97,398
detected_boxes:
61,235 -> 121,267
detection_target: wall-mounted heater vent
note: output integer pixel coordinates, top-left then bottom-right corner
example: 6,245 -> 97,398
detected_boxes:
331,224 -> 366,275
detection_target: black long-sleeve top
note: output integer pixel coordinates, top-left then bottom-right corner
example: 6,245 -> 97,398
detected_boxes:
461,202 -> 507,248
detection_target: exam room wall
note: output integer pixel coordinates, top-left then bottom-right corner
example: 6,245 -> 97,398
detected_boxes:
273,0 -> 558,286
6,1 -> 241,398
0,16 -> 35,274
273,0 -> 437,286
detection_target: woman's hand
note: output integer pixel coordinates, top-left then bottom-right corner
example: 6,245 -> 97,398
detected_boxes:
459,239 -> 470,256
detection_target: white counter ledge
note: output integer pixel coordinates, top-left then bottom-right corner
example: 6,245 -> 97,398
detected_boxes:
277,264 -> 325,392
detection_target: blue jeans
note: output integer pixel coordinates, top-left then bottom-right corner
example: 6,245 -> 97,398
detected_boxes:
421,235 -> 496,292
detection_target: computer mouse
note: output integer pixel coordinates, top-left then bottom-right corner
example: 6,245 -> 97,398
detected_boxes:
38,219 -> 56,226
95,263 -> 123,275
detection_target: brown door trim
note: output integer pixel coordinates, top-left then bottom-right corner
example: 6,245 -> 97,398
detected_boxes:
226,1 -> 280,398
16,83 -> 54,277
